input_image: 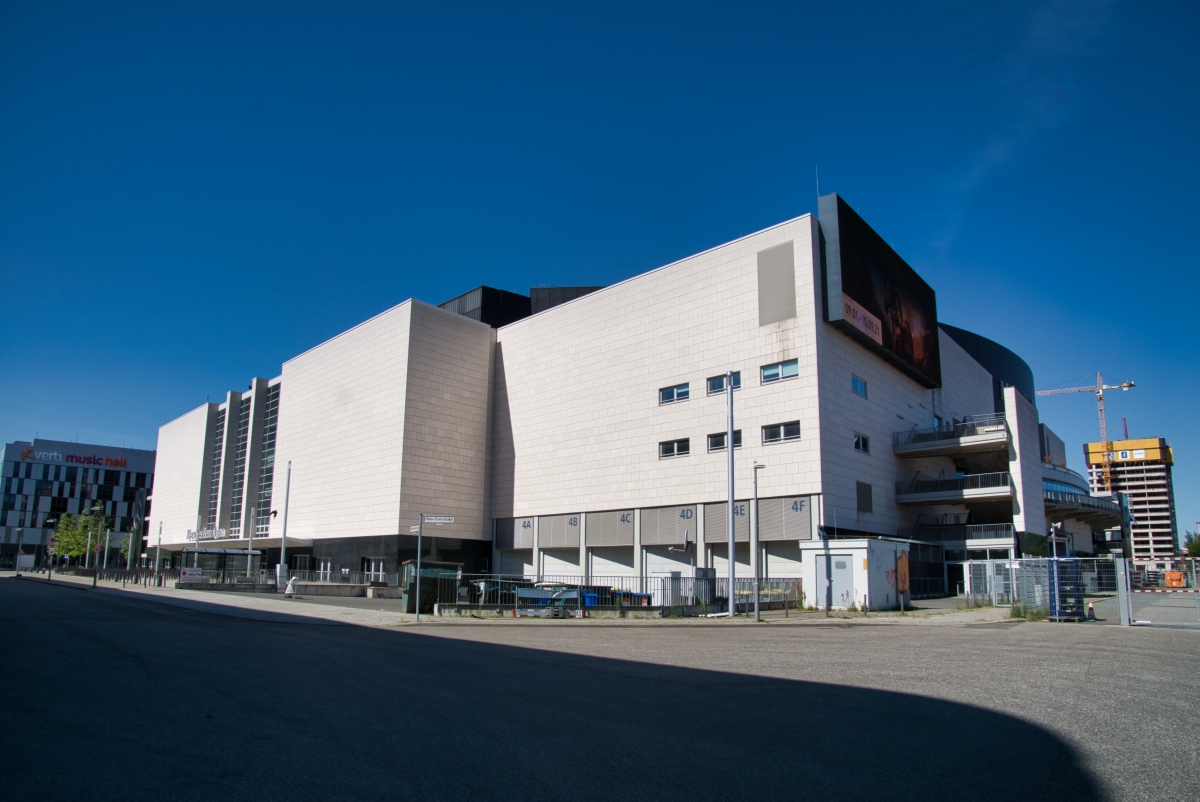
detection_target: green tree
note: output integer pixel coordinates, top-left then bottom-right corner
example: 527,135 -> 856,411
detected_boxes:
1185,531 -> 1200,558
49,512 -> 109,563
49,514 -> 84,561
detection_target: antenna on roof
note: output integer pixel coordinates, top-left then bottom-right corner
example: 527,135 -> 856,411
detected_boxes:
815,166 -> 820,207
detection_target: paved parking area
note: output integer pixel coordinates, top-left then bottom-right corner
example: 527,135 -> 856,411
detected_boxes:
2,575 -> 1198,801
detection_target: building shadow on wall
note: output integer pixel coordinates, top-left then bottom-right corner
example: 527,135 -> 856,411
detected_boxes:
5,578 -> 1109,802
490,340 -> 515,522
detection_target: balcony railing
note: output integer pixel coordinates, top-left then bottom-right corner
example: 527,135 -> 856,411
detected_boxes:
893,413 -> 1008,449
913,523 -> 1015,542
896,472 -> 1012,495
1042,489 -> 1122,515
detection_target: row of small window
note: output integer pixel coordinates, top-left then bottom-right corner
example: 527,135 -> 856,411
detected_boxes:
660,421 -> 801,458
2,462 -> 150,488
659,359 -> 799,405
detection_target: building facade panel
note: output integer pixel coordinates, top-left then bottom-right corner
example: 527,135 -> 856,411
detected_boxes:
398,302 -> 496,541
273,302 -> 414,542
492,217 -> 823,519
148,406 -> 210,543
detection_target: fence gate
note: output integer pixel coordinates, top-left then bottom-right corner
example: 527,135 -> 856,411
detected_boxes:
1120,558 -> 1200,628
990,561 -> 1014,607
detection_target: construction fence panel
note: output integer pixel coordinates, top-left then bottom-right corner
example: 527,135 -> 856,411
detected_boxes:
1124,558 -> 1200,628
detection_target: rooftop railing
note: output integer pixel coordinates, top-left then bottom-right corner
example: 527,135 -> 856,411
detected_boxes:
893,413 -> 1008,449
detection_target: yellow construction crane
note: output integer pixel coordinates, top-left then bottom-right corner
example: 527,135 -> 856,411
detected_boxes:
1036,372 -> 1135,493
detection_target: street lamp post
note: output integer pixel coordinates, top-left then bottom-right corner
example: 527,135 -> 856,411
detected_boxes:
43,519 -> 57,581
278,460 -> 292,588
415,514 -> 424,623
726,370 -> 736,616
154,522 -> 162,586
90,504 -> 103,588
752,462 -> 765,622
247,505 -> 255,579
13,526 -> 23,576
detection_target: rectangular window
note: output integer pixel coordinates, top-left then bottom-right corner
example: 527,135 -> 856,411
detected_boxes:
856,481 -> 873,514
851,375 -> 868,399
762,421 -> 801,444
659,438 -> 690,459
761,358 -> 799,384
707,372 -> 742,394
707,430 -> 743,452
659,383 -> 690,405
854,433 -> 870,454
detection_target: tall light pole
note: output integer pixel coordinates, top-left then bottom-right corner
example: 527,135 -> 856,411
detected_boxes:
415,514 -> 425,623
247,505 -> 256,578
90,503 -> 103,588
726,370 -> 736,616
752,462 -> 765,622
42,518 -> 57,579
154,522 -> 162,585
278,460 -> 292,586
13,526 -> 23,576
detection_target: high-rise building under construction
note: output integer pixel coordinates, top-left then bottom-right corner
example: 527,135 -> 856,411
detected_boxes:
1084,438 -> 1177,560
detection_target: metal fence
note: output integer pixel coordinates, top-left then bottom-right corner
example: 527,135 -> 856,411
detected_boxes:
958,558 -> 1118,619
1125,558 -> 1200,627
426,574 -> 802,615
37,566 -> 182,587
288,569 -> 398,586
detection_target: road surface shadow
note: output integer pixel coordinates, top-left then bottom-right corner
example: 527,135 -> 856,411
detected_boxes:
0,577 -> 1107,802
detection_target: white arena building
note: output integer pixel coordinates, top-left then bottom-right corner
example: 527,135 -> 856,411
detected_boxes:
146,194 -> 1125,606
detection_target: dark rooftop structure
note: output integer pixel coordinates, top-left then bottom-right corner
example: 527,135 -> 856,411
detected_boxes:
439,285 -> 606,328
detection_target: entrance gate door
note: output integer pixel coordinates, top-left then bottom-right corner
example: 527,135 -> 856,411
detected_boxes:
817,554 -> 854,610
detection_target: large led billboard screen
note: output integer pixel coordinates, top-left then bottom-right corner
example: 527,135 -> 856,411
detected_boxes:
818,194 -> 941,388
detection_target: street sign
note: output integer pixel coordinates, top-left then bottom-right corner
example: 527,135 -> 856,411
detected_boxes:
409,525 -> 421,534
423,516 -> 455,525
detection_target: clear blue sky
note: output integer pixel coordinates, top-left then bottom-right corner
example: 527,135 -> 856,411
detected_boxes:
2,1 -> 1196,540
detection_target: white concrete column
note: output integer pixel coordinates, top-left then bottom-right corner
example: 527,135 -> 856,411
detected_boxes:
695,504 -> 707,571
532,516 -> 541,581
633,508 -> 643,593
579,514 -> 588,582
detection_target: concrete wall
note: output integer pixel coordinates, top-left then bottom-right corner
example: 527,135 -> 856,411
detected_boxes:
274,302 -> 414,542
398,302 -> 496,541
492,215 -> 823,519
149,404 -> 212,543
814,279 -> 996,537
1006,386 -> 1046,536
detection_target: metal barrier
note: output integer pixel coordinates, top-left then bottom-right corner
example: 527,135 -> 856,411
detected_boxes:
288,570 -> 398,586
959,558 -> 1118,619
43,566 -> 182,587
427,574 -> 802,616
1121,558 -> 1200,628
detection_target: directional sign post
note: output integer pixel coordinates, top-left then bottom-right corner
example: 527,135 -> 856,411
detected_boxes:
413,514 -> 454,623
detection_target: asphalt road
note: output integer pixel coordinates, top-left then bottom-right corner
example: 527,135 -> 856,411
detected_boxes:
2,576 -> 1197,802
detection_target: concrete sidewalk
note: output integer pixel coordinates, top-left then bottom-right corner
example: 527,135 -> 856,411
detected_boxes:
10,570 -> 1015,627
